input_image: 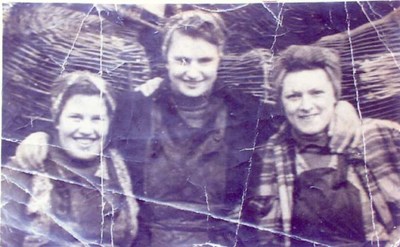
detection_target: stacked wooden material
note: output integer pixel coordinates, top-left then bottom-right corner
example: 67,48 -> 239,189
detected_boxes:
218,48 -> 273,103
3,3 -> 151,128
316,9 -> 400,122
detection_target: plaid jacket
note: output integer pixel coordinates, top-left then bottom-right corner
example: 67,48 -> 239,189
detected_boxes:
248,119 -> 400,246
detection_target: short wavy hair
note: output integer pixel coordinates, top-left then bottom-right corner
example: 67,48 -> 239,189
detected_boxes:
161,10 -> 227,58
270,45 -> 342,101
51,71 -> 116,124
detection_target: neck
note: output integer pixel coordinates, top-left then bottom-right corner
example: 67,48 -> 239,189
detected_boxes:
51,138 -> 101,168
291,128 -> 330,148
171,91 -> 210,109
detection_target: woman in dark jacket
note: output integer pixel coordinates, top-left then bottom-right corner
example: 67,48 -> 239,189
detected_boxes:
1,71 -> 138,246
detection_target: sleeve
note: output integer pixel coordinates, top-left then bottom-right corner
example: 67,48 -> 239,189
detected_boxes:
1,166 -> 33,246
109,149 -> 139,245
110,90 -> 152,162
363,119 -> 400,228
243,144 -> 282,245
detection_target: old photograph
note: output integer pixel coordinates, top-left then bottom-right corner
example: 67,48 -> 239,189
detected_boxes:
2,2 -> 400,246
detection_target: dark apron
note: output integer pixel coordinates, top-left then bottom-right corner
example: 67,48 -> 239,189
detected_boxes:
291,155 -> 366,246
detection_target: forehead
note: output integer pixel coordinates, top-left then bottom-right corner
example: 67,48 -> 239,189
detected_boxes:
167,31 -> 220,56
62,95 -> 108,114
282,69 -> 333,91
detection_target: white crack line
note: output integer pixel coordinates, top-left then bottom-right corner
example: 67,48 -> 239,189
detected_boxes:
60,5 -> 96,74
193,4 -> 249,13
345,2 -> 380,246
357,1 -> 400,71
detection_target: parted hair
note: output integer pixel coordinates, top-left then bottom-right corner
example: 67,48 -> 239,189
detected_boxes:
161,10 -> 227,58
270,45 -> 342,101
51,71 -> 116,124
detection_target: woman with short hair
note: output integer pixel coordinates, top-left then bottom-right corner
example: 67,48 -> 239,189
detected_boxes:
248,45 -> 400,246
1,71 -> 138,246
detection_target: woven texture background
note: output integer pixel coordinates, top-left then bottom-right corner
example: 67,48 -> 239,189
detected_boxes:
3,3 -> 400,145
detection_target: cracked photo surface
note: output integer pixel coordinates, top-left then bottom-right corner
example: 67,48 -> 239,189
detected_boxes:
2,2 -> 400,247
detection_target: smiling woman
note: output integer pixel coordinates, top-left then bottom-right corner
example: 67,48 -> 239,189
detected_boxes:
248,45 -> 400,246
281,68 -> 337,136
1,71 -> 138,246
56,95 -> 110,160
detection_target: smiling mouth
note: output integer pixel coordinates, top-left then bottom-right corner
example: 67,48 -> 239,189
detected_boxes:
298,114 -> 318,120
183,80 -> 203,87
74,138 -> 97,147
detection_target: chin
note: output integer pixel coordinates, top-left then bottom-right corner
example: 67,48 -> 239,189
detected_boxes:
68,151 -> 99,161
182,90 -> 206,97
297,126 -> 326,135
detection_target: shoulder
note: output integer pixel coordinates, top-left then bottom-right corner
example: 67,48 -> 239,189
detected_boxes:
2,158 -> 34,182
354,119 -> 400,173
255,123 -> 290,163
1,160 -> 34,205
360,118 -> 400,148
257,122 -> 291,150
107,149 -> 132,186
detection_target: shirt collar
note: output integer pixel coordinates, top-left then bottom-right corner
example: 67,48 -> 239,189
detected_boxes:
290,127 -> 330,153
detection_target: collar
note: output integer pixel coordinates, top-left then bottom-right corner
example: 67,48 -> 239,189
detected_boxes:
290,127 -> 330,153
170,90 -> 210,110
48,146 -> 110,180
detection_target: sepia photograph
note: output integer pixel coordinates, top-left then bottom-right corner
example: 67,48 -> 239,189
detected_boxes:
2,2 -> 400,246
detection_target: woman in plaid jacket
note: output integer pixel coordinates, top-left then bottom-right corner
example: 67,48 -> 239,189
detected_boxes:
247,45 -> 400,246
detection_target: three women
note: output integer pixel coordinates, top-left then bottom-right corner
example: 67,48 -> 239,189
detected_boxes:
4,10 -> 398,247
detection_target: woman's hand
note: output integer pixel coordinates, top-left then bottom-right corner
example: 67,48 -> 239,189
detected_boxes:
386,227 -> 400,247
15,132 -> 50,170
134,77 -> 163,97
329,101 -> 362,153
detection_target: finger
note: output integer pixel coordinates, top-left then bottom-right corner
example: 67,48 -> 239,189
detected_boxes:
328,114 -> 336,137
15,143 -> 31,170
134,84 -> 152,97
336,131 -> 353,153
151,77 -> 163,85
35,143 -> 48,167
133,84 -> 145,93
329,133 -> 342,152
350,126 -> 363,149
147,78 -> 163,96
27,144 -> 42,168
15,149 -> 25,170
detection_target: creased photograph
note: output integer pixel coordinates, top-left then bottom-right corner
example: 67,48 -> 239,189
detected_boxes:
2,2 -> 400,246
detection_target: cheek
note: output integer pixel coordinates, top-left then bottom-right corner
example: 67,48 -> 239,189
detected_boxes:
207,63 -> 220,75
97,120 -> 111,136
101,124 -> 110,136
282,100 -> 299,115
320,98 -> 336,113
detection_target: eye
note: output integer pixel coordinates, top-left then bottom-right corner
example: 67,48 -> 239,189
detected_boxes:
285,93 -> 301,100
198,57 -> 213,64
310,90 -> 325,96
68,114 -> 82,121
175,57 -> 190,65
92,115 -> 107,122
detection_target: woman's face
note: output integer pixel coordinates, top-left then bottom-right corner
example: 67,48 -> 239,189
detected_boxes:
281,68 -> 336,135
166,31 -> 221,98
56,94 -> 110,160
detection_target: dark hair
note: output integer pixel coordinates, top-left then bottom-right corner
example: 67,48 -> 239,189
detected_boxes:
51,71 -> 116,124
161,10 -> 226,58
270,45 -> 342,101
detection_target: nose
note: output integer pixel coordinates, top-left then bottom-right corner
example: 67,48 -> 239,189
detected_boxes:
77,119 -> 95,136
299,95 -> 313,112
184,63 -> 202,81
